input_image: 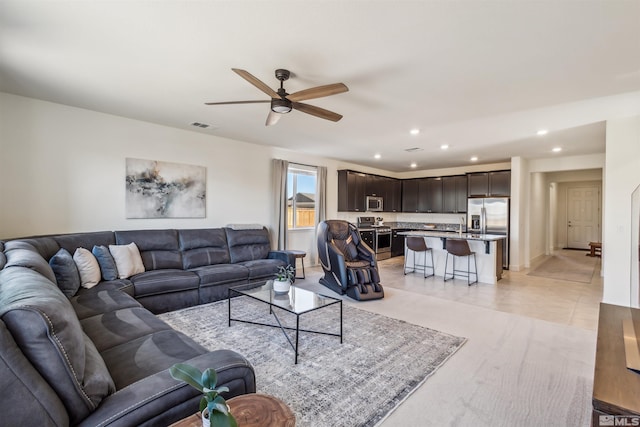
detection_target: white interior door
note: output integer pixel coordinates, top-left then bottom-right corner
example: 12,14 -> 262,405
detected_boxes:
566,185 -> 600,249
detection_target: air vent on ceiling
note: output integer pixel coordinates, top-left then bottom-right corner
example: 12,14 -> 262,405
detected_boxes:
404,147 -> 424,152
190,122 -> 211,129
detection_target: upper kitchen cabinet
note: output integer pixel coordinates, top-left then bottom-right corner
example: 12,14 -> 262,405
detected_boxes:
418,177 -> 443,213
443,175 -> 467,213
385,178 -> 402,212
338,170 -> 367,212
488,170 -> 511,197
467,172 -> 489,197
402,179 -> 420,212
467,171 -> 510,197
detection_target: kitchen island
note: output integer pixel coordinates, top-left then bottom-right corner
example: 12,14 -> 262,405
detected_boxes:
398,230 -> 507,284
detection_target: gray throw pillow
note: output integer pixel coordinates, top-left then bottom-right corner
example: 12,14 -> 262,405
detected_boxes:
49,248 -> 81,298
92,245 -> 118,281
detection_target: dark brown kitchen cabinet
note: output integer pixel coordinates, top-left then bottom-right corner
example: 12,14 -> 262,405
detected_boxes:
338,170 -> 367,212
443,175 -> 467,213
418,177 -> 443,213
467,172 -> 489,197
402,179 -> 420,212
468,171 -> 510,197
383,178 -> 402,212
489,170 -> 511,196
365,174 -> 384,197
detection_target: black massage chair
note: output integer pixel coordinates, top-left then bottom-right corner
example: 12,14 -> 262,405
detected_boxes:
317,220 -> 384,301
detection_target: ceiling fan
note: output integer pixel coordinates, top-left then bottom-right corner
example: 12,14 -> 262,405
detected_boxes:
205,68 -> 349,126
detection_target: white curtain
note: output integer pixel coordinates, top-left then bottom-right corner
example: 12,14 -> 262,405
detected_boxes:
272,158 -> 289,250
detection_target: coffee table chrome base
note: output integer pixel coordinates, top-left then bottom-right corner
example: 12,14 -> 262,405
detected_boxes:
228,286 -> 342,364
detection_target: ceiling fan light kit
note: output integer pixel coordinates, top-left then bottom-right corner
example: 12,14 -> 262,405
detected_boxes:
271,98 -> 292,114
205,68 -> 348,126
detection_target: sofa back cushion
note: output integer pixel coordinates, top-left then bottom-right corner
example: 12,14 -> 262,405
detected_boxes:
224,227 -> 271,263
3,244 -> 57,283
0,267 -> 115,425
54,231 -> 116,257
6,237 -> 60,260
115,229 -> 182,270
179,228 -> 230,269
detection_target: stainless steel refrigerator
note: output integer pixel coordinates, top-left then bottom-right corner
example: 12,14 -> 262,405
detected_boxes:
467,197 -> 510,269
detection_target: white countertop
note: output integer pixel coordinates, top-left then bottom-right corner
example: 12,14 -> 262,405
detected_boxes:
397,230 -> 507,241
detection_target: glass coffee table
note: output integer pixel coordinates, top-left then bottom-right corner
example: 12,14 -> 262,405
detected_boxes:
228,280 -> 342,364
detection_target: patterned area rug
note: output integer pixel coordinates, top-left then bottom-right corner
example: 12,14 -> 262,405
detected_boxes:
527,252 -> 597,283
159,297 -> 466,427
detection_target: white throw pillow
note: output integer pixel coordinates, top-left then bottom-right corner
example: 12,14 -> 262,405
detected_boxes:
73,247 -> 101,289
109,242 -> 145,279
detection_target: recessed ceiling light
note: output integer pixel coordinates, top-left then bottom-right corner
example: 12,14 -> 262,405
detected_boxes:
537,129 -> 548,136
440,144 -> 449,150
470,156 -> 478,162
410,162 -> 417,168
374,153 -> 381,159
552,147 -> 562,152
410,129 -> 420,135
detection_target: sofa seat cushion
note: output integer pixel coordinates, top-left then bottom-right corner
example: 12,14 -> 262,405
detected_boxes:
80,307 -> 172,352
239,258 -> 287,279
0,267 -> 115,425
100,329 -> 206,389
130,270 -> 200,297
72,288 -> 141,320
190,264 -> 249,287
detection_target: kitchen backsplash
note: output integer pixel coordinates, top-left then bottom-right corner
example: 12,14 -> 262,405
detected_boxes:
334,212 -> 468,231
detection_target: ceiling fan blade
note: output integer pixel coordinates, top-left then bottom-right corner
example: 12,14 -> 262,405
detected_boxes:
286,83 -> 349,102
292,102 -> 343,122
204,100 -> 270,105
265,110 -> 281,126
232,68 -> 280,99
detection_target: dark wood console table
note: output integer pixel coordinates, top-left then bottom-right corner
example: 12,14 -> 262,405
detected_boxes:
592,303 -> 640,426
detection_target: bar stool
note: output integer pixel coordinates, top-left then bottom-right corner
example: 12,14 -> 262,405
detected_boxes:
404,236 -> 434,278
444,239 -> 478,285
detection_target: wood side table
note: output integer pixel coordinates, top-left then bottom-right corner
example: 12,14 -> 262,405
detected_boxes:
287,250 -> 306,279
169,393 -> 295,427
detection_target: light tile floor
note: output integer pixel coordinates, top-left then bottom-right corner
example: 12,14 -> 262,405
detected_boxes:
295,249 -> 602,426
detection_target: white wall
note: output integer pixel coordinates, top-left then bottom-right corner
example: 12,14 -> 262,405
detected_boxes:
529,172 -> 547,262
603,116 -> 640,307
0,93 -> 399,270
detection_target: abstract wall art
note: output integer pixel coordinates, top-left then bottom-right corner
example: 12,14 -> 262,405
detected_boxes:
125,158 -> 206,218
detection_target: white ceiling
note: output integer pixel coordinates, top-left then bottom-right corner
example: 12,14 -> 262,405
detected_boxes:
1,1 -> 639,172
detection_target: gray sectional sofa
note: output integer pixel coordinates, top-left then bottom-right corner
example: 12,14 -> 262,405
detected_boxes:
0,227 -> 294,426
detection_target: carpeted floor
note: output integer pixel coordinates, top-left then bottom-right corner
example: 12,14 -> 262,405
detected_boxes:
527,251 -> 597,283
159,296 -> 466,427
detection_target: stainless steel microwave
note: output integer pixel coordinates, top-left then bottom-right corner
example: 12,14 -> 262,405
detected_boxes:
366,196 -> 383,212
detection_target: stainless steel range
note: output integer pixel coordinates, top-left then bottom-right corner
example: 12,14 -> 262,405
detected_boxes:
357,216 -> 392,261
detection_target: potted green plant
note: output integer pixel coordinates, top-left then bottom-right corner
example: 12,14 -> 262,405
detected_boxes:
273,264 -> 295,293
169,363 -> 237,427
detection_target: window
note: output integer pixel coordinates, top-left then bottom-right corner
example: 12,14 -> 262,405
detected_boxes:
287,164 -> 317,229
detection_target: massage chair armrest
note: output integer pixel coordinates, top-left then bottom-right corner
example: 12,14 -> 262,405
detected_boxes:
77,351 -> 255,427
325,242 -> 349,287
357,242 -> 377,267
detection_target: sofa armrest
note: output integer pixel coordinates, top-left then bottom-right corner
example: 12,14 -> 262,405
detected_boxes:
268,250 -> 295,267
77,351 -> 255,427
